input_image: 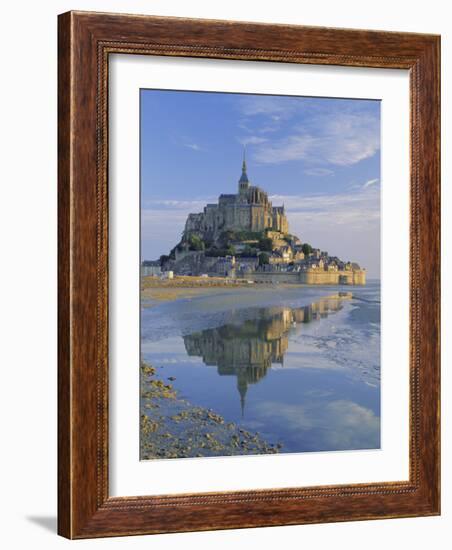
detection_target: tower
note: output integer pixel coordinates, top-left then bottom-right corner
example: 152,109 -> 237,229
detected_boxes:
238,147 -> 250,194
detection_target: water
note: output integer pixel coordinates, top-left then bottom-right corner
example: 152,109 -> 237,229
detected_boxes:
141,281 -> 380,455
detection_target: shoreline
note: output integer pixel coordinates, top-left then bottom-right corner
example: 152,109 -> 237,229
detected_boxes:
140,362 -> 281,459
141,275 -> 347,306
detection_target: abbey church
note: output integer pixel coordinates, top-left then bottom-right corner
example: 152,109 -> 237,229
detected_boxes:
184,153 -> 288,242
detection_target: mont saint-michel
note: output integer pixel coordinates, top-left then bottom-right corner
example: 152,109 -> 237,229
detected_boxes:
152,153 -> 366,286
140,89 -> 380,461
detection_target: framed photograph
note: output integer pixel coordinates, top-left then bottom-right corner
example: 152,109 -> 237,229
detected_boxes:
58,11 -> 440,538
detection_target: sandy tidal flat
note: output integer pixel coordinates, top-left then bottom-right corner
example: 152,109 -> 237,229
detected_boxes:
142,275 -> 296,305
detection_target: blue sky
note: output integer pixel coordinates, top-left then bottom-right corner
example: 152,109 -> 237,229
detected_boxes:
141,90 -> 381,277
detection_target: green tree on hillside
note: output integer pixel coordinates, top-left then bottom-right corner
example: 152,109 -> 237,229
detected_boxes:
242,245 -> 258,257
258,237 -> 273,252
258,252 -> 270,266
188,234 -> 205,251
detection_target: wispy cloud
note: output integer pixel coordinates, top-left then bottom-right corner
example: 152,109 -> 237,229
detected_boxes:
238,96 -> 298,119
254,112 -> 379,166
237,97 -> 379,169
184,142 -> 203,151
270,185 -> 380,227
237,136 -> 268,146
258,125 -> 280,134
304,168 -> 334,177
362,178 -> 379,189
143,198 -> 213,210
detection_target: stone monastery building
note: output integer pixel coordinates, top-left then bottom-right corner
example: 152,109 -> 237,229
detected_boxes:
184,152 -> 288,241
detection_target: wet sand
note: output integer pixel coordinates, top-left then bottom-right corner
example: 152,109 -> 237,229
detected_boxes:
142,275 -> 296,305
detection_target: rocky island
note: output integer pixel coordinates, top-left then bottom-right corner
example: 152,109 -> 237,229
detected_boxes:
151,152 -> 366,285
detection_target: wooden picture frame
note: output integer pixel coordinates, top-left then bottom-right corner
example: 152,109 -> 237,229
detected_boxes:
58,10 -> 440,539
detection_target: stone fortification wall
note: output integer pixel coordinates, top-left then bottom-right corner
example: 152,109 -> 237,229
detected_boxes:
237,269 -> 366,286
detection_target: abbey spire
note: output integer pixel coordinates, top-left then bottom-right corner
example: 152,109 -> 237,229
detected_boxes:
238,146 -> 250,193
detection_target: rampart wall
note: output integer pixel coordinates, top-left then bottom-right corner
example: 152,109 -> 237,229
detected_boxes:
237,269 -> 366,285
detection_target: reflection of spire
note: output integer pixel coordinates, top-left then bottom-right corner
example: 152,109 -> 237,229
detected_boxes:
237,372 -> 248,418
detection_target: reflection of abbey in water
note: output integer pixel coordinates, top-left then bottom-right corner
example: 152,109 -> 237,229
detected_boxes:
184,293 -> 351,414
